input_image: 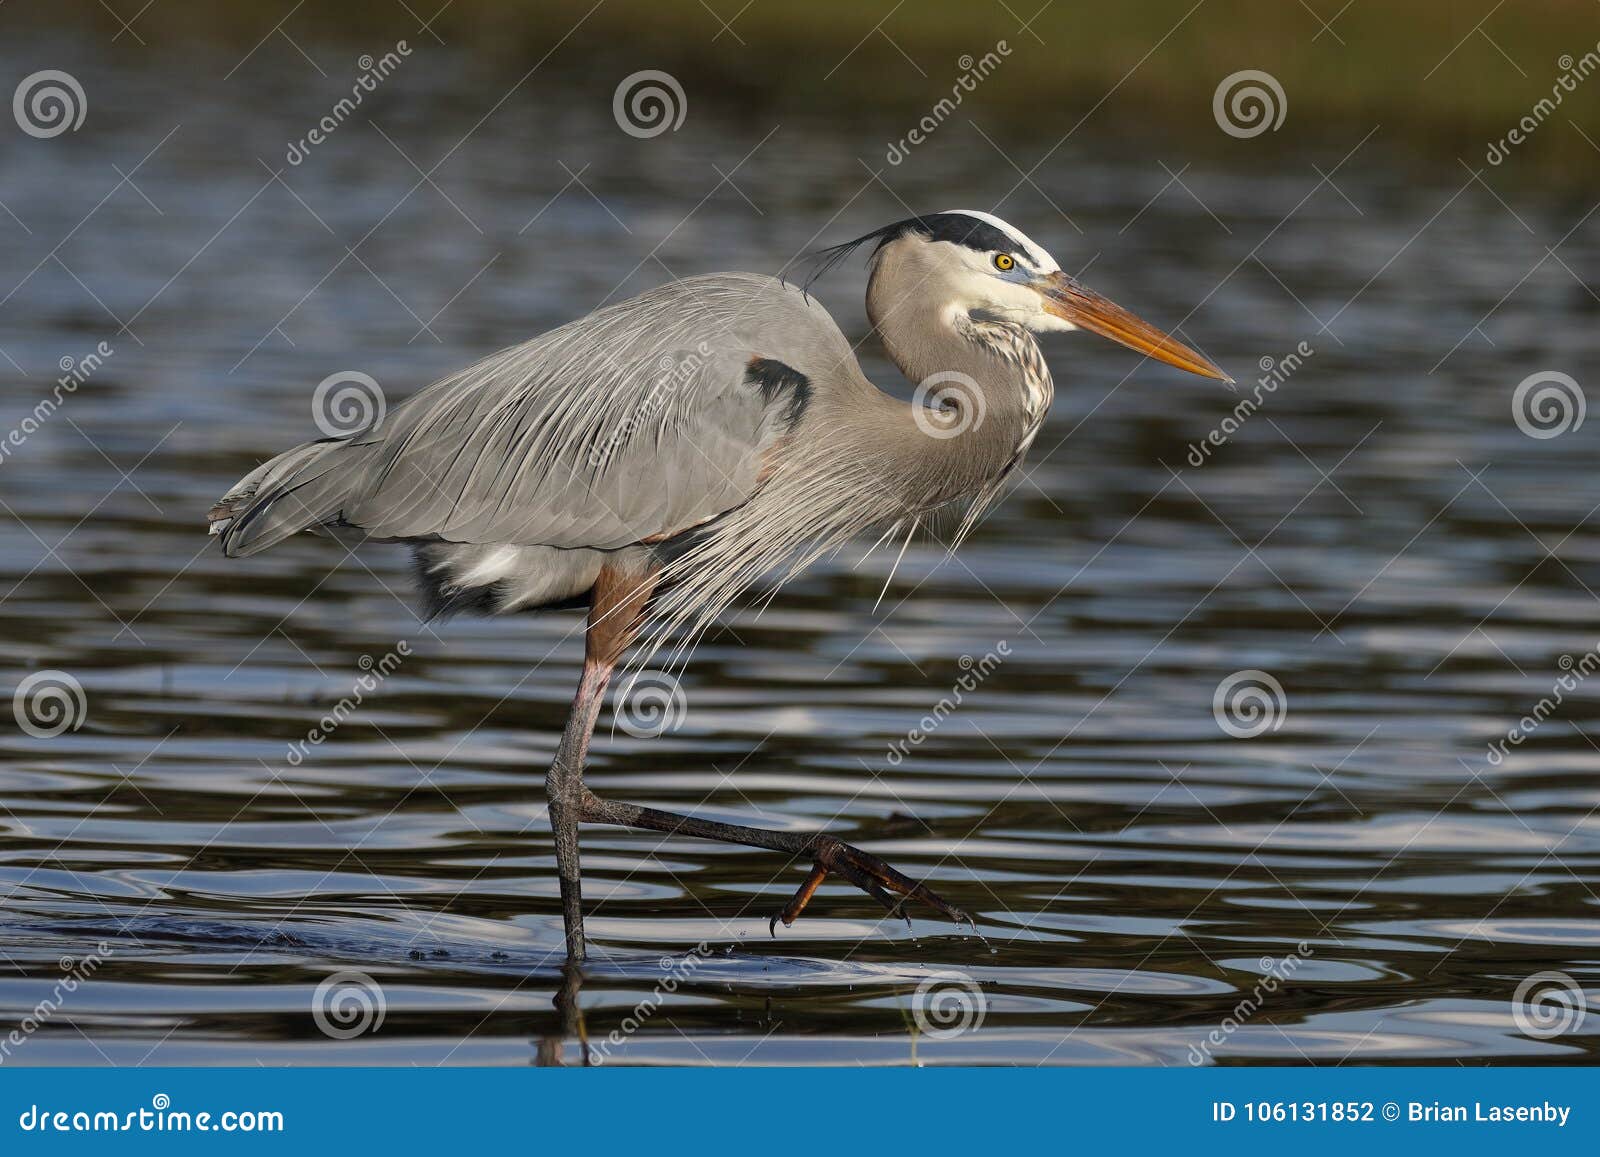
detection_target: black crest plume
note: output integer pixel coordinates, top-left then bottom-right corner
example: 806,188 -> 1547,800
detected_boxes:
799,212 -> 1017,293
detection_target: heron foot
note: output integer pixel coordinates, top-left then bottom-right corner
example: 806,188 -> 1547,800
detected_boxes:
569,792 -> 972,937
768,834 -> 972,936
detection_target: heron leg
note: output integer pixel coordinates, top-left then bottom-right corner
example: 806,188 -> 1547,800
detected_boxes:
546,666 -> 603,963
574,793 -> 972,934
551,564 -> 970,943
546,564 -> 659,963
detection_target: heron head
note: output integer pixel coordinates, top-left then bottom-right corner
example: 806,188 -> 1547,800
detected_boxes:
811,209 -> 1230,382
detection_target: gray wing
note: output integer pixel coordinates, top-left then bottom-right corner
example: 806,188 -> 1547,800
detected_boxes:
213,273 -> 850,556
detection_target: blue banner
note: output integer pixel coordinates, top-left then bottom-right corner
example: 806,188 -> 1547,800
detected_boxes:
1,1067 -> 1594,1153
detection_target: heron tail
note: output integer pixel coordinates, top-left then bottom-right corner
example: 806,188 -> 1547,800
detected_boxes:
207,436 -> 374,557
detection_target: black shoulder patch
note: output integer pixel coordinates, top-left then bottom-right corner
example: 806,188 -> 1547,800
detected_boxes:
745,358 -> 812,429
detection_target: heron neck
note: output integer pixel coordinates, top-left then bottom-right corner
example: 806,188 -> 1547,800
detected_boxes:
865,260 -> 1052,410
855,280 -> 1054,513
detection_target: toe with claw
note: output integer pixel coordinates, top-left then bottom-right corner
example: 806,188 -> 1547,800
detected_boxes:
768,834 -> 972,935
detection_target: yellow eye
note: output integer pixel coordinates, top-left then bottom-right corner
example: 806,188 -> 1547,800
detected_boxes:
993,253 -> 1015,271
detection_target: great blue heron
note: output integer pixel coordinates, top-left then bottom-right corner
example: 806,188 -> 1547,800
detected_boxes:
208,210 -> 1227,961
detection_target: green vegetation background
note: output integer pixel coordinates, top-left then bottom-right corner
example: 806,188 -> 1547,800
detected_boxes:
47,0 -> 1600,174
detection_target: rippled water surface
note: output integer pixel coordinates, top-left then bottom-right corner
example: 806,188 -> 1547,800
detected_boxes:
2,37 -> 1599,1066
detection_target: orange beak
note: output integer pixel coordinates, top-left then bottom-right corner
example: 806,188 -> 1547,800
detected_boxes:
1036,271 -> 1231,382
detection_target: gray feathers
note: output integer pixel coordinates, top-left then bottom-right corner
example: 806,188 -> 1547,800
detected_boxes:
208,436 -> 375,555
210,253 -> 1058,659
213,274 -> 840,559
